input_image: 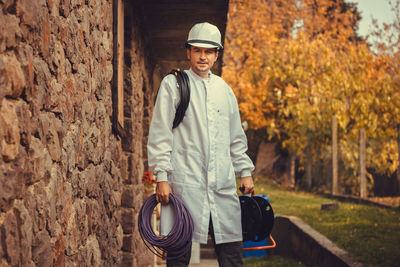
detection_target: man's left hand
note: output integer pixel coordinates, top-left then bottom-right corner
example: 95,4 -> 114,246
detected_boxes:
239,176 -> 254,195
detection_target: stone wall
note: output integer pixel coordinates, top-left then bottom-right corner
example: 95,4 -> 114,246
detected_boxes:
119,1 -> 154,266
0,0 -> 153,266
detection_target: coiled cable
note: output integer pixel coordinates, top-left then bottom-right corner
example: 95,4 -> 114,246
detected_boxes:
138,193 -> 194,260
169,69 -> 190,129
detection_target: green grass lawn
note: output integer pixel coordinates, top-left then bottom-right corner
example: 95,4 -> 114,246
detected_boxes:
242,177 -> 400,267
244,254 -> 307,267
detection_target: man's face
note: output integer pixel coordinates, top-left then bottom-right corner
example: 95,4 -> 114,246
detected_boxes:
186,46 -> 219,78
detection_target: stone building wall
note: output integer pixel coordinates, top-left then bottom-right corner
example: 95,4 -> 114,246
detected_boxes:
119,1 -> 154,266
0,0 -> 153,266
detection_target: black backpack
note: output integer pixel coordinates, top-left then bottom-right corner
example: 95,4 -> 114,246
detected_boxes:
166,69 -> 191,129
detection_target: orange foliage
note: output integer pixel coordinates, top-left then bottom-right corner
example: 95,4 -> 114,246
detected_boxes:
223,0 -> 400,192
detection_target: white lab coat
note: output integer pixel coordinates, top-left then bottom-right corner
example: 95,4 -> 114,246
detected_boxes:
147,69 -> 254,244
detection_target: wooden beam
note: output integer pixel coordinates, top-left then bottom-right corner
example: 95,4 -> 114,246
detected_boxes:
117,0 -> 124,128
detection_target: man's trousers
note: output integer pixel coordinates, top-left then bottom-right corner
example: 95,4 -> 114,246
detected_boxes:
166,217 -> 243,267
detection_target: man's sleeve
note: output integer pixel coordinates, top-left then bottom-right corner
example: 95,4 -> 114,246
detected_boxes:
147,76 -> 178,182
228,89 -> 255,177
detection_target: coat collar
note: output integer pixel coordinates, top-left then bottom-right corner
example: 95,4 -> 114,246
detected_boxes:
188,68 -> 212,82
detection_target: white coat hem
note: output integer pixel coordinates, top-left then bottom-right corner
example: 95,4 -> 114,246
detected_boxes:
192,235 -> 243,245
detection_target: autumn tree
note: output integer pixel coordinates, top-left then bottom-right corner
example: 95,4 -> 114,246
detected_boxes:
366,0 -> 400,193
223,0 -> 399,195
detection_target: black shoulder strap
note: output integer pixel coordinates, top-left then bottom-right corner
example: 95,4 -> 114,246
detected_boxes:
167,69 -> 190,129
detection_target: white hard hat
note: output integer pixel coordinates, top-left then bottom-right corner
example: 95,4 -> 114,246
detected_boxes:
186,22 -> 223,49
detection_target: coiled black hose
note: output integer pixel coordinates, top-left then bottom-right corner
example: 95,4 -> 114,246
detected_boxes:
138,193 -> 194,260
169,69 -> 190,129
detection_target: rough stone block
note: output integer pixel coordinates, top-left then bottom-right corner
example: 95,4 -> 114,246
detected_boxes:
122,251 -> 135,266
1,210 -> 20,266
54,233 -> 65,266
121,208 -> 135,234
28,137 -> 52,185
38,113 -> 62,162
0,222 -> 3,258
65,203 -> 79,257
14,100 -> 31,149
84,235 -> 102,267
0,99 -> 20,162
133,188 -> 144,211
121,120 -> 133,152
120,154 -> 131,185
116,224 -> 124,250
43,167 -> 64,237
61,126 -> 79,172
31,57 -> 52,107
321,203 -> 339,210
63,16 -> 83,68
70,168 -> 85,199
31,181 -> 52,233
13,200 -> 33,265
43,78 -> 65,114
86,199 -> 102,236
15,43 -> 34,87
86,165 -> 104,199
72,199 -> 88,249
0,52 -> 26,98
0,167 -> 22,212
121,186 -> 135,208
16,0 -> 47,29
81,124 -> 102,165
122,234 -> 133,252
0,14 -> 22,52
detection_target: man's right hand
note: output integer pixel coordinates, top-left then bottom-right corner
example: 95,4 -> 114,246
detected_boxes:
156,181 -> 173,204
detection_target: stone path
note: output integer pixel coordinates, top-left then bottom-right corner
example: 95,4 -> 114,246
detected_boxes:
157,258 -> 219,267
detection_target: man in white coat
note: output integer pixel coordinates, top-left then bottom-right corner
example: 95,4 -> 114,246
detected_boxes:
147,22 -> 255,267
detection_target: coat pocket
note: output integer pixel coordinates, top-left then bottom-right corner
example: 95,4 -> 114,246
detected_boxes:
216,156 -> 236,191
170,148 -> 204,187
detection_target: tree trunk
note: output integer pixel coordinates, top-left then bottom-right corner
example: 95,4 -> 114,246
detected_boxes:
359,128 -> 367,198
332,115 -> 338,195
289,154 -> 296,188
306,136 -> 312,190
397,124 -> 400,195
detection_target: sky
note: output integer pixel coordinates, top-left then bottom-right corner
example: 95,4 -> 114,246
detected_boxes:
348,0 -> 397,38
